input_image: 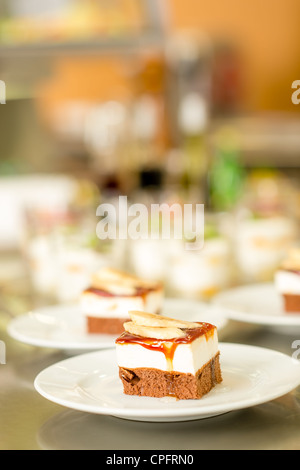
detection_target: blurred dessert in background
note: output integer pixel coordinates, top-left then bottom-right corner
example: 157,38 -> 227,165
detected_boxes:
233,168 -> 299,283
49,230 -> 109,303
21,176 -> 113,302
80,267 -> 164,335
239,169 -> 297,219
130,238 -> 171,282
167,218 -> 233,300
129,196 -> 187,282
234,213 -> 297,283
275,247 -> 300,313
26,223 -> 108,302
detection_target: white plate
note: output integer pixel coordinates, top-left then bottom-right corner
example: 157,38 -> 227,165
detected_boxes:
213,283 -> 300,328
34,343 -> 300,422
7,299 -> 227,352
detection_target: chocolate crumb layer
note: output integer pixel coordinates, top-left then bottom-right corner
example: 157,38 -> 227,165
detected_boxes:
283,294 -> 300,313
119,352 -> 222,400
87,317 -> 129,335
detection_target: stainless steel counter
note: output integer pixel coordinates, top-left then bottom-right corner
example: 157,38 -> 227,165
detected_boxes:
1,261 -> 300,450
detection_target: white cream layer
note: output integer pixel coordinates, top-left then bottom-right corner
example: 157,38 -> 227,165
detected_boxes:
81,289 -> 163,318
275,270 -> 300,295
116,329 -> 219,375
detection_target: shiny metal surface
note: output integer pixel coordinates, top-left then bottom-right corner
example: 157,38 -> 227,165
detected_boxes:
1,257 -> 300,450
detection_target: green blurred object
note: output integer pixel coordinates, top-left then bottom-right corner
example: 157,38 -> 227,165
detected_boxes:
181,133 -> 207,189
204,222 -> 219,240
0,160 -> 19,175
209,126 -> 245,211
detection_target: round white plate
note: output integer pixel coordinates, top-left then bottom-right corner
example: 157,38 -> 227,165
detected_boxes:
34,343 -> 300,422
213,283 -> 300,328
7,299 -> 227,351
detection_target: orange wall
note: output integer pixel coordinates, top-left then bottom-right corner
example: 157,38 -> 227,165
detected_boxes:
38,0 -> 300,117
168,0 -> 300,112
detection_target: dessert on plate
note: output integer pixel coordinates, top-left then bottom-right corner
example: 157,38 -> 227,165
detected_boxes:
275,247 -> 300,313
81,268 -> 164,334
235,214 -> 297,283
115,310 -> 222,400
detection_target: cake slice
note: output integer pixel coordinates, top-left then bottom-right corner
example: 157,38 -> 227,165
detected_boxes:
275,247 -> 300,313
81,268 -> 164,334
115,310 -> 222,400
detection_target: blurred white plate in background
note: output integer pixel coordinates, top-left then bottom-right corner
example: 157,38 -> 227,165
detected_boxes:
213,283 -> 300,329
7,298 -> 227,352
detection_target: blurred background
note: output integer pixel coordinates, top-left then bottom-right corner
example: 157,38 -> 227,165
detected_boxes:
0,0 -> 300,310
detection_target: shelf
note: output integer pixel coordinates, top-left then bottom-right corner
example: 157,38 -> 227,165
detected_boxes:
0,0 -> 166,58
0,31 -> 165,57
210,114 -> 300,168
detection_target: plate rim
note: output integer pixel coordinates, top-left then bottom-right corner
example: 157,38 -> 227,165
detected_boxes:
7,298 -> 228,351
7,312 -> 117,350
213,283 -> 300,326
34,343 -> 300,420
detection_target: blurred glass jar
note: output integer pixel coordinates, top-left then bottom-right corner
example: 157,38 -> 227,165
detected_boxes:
24,211 -> 110,303
129,204 -> 234,299
233,211 -> 298,283
21,177 -> 118,303
167,233 -> 233,300
129,238 -> 179,282
26,230 -> 57,297
52,230 -> 109,303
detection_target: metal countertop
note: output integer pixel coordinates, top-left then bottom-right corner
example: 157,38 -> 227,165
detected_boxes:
1,266 -> 300,450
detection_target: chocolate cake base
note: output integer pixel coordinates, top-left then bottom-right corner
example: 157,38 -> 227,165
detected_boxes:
283,294 -> 300,313
86,317 -> 129,335
119,352 -> 222,400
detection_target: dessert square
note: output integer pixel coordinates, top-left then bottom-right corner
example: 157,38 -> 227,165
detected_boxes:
115,311 -> 222,400
275,247 -> 300,313
81,268 -> 164,334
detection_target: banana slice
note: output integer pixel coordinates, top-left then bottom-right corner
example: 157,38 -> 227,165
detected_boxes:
124,321 -> 185,339
128,310 -> 200,329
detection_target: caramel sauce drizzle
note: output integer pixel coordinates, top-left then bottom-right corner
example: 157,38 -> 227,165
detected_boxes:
116,323 -> 215,371
282,269 -> 300,275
